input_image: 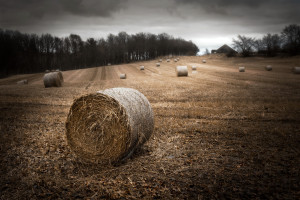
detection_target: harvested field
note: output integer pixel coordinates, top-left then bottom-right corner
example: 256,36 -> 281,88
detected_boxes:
0,55 -> 300,199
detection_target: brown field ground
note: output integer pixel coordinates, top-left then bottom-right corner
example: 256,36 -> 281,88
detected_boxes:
0,55 -> 300,199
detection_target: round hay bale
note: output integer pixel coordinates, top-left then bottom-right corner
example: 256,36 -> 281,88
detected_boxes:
17,79 -> 28,85
43,72 -> 62,88
108,63 -> 111,66
65,87 -> 154,164
57,71 -> 64,83
174,59 -> 177,62
140,66 -> 145,70
156,63 -> 160,67
176,66 -> 188,77
167,59 -> 170,62
292,67 -> 300,74
202,60 -> 206,63
265,65 -> 272,71
159,59 -> 162,62
45,70 -> 50,73
120,74 -> 126,79
192,66 -> 197,70
239,67 -> 245,72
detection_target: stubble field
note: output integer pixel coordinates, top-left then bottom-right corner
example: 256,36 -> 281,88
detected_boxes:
0,55 -> 299,199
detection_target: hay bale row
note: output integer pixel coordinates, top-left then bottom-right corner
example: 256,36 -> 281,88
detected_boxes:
17,79 -> 28,85
176,66 -> 188,77
65,87 -> 154,164
265,65 -> 272,71
43,72 -> 63,87
120,74 -> 126,79
292,67 -> 300,74
140,66 -> 145,70
239,67 -> 245,72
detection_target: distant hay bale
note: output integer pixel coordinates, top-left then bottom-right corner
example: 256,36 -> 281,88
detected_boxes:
167,59 -> 170,62
156,63 -> 160,67
265,65 -> 272,71
239,67 -> 245,72
159,59 -> 162,62
120,74 -> 126,79
108,63 -> 111,66
292,67 -> 300,74
140,66 -> 145,70
192,66 -> 197,70
17,79 -> 28,85
192,71 -> 198,74
43,72 -> 63,88
202,60 -> 206,63
174,59 -> 177,62
176,66 -> 188,77
65,87 -> 154,164
45,70 -> 50,73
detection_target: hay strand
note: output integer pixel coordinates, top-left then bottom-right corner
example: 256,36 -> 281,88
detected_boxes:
239,67 -> 245,72
265,65 -> 272,71
65,87 -> 154,164
120,74 -> 126,79
176,66 -> 188,77
43,72 -> 63,88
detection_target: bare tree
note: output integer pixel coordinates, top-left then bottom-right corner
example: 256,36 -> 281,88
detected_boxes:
281,24 -> 300,55
232,35 -> 255,57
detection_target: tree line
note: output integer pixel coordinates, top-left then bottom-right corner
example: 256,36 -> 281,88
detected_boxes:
232,24 -> 300,57
0,30 -> 199,77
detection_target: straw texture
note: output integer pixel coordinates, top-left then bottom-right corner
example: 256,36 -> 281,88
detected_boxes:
65,88 -> 154,164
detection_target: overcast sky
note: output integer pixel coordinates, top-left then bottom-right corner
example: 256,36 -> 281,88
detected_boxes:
0,0 -> 299,54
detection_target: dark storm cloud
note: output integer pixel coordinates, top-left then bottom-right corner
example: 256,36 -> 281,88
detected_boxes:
0,0 -> 127,27
174,0 -> 300,22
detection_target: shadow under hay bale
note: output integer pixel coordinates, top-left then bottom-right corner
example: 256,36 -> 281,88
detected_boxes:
140,66 -> 145,70
43,72 -> 63,88
239,67 -> 245,72
65,88 -> 154,164
265,65 -> 272,71
292,67 -> 300,74
17,79 -> 28,85
176,66 -> 188,77
120,74 -> 126,79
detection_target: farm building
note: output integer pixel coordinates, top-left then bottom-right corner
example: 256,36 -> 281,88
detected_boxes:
211,44 -> 237,55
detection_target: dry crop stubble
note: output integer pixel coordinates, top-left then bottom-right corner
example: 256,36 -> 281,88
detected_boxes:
0,55 -> 300,199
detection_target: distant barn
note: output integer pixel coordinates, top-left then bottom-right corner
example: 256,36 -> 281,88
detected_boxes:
211,44 -> 237,55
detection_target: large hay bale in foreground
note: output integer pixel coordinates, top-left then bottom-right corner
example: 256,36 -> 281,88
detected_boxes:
43,72 -> 63,88
156,63 -> 160,67
176,66 -> 188,77
292,67 -> 300,74
192,66 -> 197,70
65,88 -> 154,164
239,67 -> 245,72
140,66 -> 145,70
17,79 -> 28,85
120,74 -> 126,79
265,65 -> 272,71
57,71 -> 64,83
